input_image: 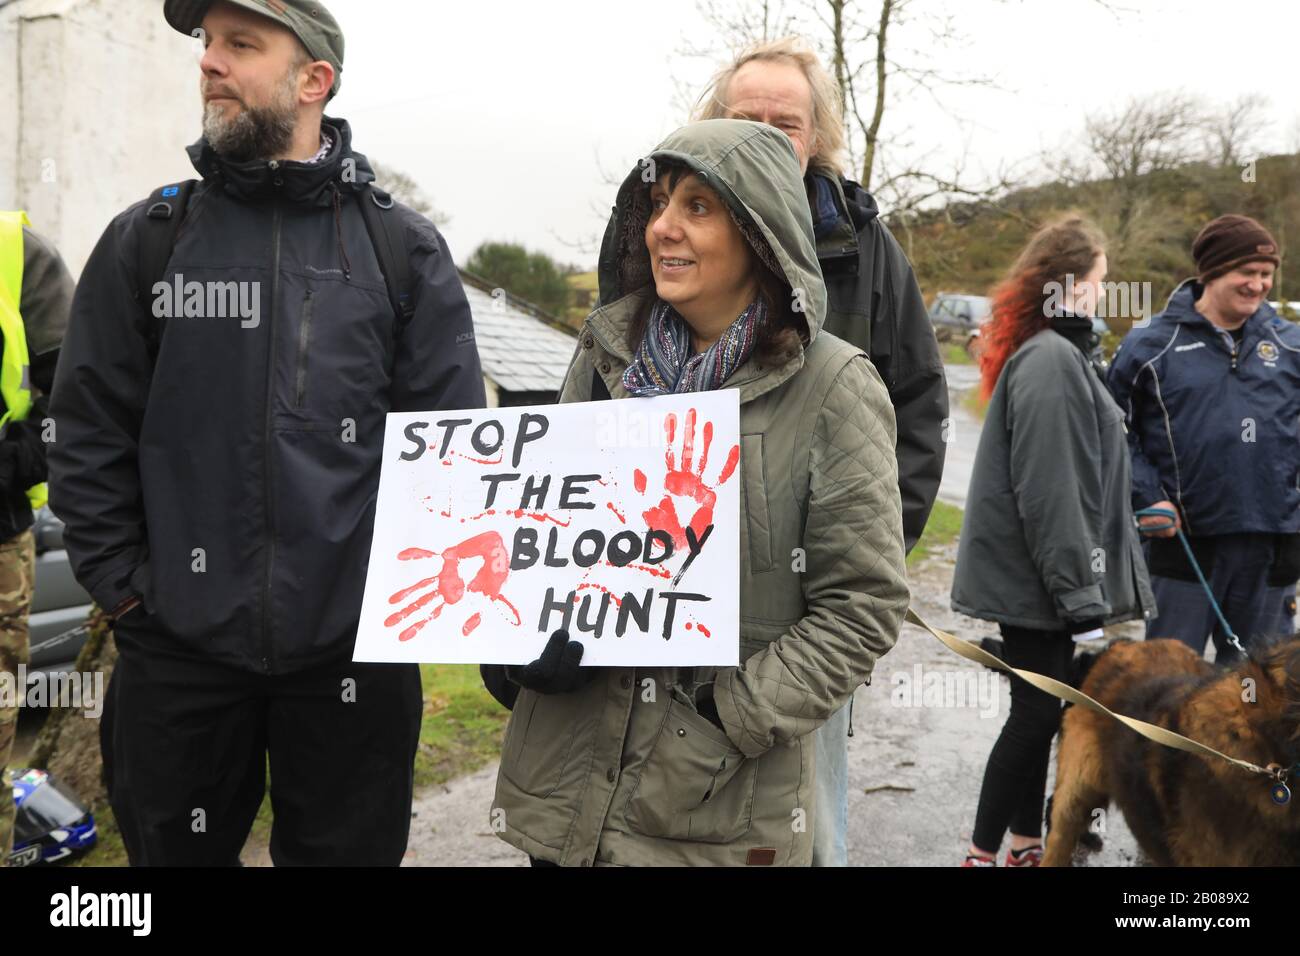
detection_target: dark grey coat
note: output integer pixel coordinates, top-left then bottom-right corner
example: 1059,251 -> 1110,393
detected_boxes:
950,328 -> 1155,631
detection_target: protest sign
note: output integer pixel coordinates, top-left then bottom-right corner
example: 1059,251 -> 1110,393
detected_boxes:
353,392 -> 740,666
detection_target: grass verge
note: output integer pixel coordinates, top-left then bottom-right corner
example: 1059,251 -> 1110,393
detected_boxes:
942,342 -> 973,365
907,500 -> 965,567
71,665 -> 506,866
415,663 -> 509,788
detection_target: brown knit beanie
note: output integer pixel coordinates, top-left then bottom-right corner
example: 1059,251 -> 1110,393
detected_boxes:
1192,214 -> 1280,281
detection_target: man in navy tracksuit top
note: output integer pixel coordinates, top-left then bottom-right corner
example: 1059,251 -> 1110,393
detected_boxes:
1109,215 -> 1300,663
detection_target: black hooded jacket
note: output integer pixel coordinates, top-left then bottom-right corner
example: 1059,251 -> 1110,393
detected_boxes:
813,175 -> 948,552
49,117 -> 486,673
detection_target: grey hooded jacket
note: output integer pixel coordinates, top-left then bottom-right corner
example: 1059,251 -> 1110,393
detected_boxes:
950,327 -> 1155,631
491,120 -> 909,866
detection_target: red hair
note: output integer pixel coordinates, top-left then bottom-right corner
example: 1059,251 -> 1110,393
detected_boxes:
979,216 -> 1106,400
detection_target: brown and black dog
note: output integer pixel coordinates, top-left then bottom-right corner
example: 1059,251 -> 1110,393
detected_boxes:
1044,636 -> 1300,866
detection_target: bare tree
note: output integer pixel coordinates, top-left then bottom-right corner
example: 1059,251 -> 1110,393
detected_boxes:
1040,92 -> 1204,255
1201,93 -> 1271,167
1086,93 -> 1202,182
683,0 -> 1008,210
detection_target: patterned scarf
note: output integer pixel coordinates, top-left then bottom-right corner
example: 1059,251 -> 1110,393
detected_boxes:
623,296 -> 767,396
305,130 -> 334,165
808,172 -> 843,240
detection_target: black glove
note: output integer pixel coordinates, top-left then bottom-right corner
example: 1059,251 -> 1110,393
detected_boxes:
508,629 -> 599,695
0,421 -> 47,491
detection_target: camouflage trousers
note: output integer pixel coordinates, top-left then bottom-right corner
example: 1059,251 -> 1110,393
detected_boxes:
0,529 -> 35,866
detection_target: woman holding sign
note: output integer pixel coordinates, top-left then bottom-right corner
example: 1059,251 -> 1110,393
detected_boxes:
486,119 -> 909,866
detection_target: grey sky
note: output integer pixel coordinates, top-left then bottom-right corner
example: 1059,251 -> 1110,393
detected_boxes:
318,0 -> 1300,270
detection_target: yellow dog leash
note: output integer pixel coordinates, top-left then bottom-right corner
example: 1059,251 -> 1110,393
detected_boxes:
904,608 -> 1293,799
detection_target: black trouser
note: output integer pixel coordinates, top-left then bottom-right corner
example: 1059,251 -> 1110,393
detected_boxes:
971,624 -> 1074,853
102,619 -> 423,866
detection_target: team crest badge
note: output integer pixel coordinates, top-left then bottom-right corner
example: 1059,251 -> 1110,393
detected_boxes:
1257,341 -> 1279,362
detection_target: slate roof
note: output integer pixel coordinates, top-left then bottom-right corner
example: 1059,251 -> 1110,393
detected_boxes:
460,270 -> 581,394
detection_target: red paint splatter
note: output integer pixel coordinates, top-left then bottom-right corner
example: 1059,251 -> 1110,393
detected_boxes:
385,531 -> 521,641
428,438 -> 504,467
505,509 -> 572,526
450,508 -> 569,526
633,469 -> 647,494
685,621 -> 692,630
463,613 -> 482,635
602,559 -> 671,579
454,452 -> 503,465
388,576 -> 438,604
606,501 -> 627,524
717,445 -> 740,485
398,548 -> 437,560
636,407 -> 738,550
574,583 -> 623,607
697,623 -> 711,638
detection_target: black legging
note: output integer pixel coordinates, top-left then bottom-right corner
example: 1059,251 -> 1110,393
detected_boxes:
971,624 -> 1075,853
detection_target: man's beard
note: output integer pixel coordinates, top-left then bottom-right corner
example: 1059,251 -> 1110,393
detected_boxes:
201,70 -> 298,163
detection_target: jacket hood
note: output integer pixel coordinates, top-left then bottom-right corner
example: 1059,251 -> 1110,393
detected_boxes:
187,115 -> 375,207
596,119 -> 828,347
808,174 -> 880,272
838,177 -> 881,229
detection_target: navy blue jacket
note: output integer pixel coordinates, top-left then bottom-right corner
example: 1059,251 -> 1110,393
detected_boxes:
1107,280 -> 1300,536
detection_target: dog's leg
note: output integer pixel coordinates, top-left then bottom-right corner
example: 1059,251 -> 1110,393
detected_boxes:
1043,711 -> 1109,866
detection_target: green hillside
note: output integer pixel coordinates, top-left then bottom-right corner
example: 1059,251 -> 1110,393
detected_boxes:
890,153 -> 1300,325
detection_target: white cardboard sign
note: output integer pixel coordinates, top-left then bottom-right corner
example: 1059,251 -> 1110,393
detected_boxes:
353,392 -> 740,666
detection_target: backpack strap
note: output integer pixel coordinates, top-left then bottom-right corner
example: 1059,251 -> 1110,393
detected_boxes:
357,184 -> 415,328
132,180 -> 414,355
134,180 -> 197,358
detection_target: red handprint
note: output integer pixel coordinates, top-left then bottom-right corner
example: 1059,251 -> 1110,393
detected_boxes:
384,531 -> 521,641
634,407 -> 739,551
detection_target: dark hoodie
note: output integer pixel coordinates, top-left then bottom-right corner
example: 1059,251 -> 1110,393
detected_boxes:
805,173 -> 947,552
49,117 -> 486,673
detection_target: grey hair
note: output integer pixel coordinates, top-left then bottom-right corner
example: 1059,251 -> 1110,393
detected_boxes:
691,35 -> 849,180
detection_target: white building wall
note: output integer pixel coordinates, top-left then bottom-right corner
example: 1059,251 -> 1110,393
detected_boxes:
0,0 -> 196,276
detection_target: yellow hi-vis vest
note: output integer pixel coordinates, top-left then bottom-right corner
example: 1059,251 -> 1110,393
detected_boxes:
0,210 -> 48,511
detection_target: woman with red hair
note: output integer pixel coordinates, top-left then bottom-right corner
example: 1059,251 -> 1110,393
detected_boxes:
950,216 -> 1155,866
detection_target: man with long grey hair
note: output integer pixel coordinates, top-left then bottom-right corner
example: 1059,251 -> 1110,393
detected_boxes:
693,36 -> 947,866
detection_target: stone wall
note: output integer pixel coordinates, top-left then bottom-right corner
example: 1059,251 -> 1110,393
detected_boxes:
0,0 -> 196,276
